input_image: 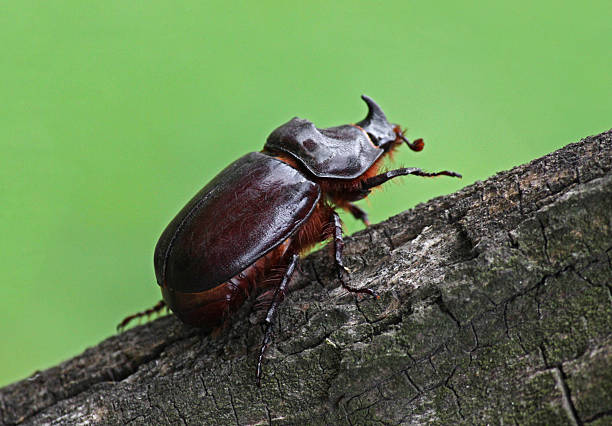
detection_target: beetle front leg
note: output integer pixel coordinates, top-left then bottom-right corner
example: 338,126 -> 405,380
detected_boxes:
332,212 -> 378,297
257,252 -> 299,386
360,167 -> 462,192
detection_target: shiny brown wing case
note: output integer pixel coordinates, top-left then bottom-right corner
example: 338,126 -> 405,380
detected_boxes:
154,152 -> 320,293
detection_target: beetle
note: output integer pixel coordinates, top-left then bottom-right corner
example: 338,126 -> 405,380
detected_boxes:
119,95 -> 461,385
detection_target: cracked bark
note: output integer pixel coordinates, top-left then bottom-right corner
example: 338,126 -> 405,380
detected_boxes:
1,130 -> 611,425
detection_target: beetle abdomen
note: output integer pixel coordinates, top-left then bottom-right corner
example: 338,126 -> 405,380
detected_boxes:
161,239 -> 292,328
154,152 -> 321,294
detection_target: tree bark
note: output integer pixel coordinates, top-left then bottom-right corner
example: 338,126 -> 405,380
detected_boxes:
1,130 -> 611,425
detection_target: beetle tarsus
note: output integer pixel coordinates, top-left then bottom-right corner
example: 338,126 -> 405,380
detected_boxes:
340,279 -> 379,298
332,212 -> 378,297
256,334 -> 272,387
117,300 -> 166,331
257,253 -> 299,386
361,167 -> 462,191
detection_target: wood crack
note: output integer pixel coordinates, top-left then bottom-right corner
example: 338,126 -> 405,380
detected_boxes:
552,366 -> 582,426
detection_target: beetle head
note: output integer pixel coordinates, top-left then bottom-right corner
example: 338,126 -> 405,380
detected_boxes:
357,95 -> 423,152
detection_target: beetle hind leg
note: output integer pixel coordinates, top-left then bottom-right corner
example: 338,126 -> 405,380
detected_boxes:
332,212 -> 378,298
117,300 -> 167,331
257,252 -> 299,386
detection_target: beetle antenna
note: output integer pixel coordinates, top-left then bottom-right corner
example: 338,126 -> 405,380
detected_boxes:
401,135 -> 424,152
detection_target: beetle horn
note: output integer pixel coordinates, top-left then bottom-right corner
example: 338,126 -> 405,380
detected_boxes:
358,95 -> 388,125
356,95 -> 396,146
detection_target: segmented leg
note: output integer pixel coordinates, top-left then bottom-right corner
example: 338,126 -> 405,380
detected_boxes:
332,211 -> 378,297
257,253 -> 299,386
345,202 -> 371,226
361,167 -> 462,192
117,300 -> 167,331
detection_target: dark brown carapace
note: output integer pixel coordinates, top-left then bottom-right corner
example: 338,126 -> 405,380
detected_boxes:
119,96 -> 461,386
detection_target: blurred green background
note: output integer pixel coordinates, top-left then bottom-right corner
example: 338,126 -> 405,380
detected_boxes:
1,1 -> 610,387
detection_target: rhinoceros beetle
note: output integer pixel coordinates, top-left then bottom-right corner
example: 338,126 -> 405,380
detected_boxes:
119,95 -> 461,385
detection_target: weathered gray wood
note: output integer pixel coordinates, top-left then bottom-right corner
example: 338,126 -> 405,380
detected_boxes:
1,130 -> 611,425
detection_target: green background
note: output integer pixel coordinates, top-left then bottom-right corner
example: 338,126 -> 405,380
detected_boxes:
1,1 -> 610,387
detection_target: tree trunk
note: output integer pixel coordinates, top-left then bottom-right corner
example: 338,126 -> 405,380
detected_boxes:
2,130 -> 611,425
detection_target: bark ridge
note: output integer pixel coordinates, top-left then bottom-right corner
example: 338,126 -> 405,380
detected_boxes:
1,130 -> 611,425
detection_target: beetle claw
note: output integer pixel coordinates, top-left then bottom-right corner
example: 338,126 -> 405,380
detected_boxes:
337,265 -> 351,283
342,283 -> 379,299
338,271 -> 378,299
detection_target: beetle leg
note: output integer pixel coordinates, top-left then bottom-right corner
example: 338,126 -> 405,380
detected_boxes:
345,203 -> 371,227
332,212 -> 378,298
116,300 -> 166,331
257,252 -> 299,386
360,167 -> 462,192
